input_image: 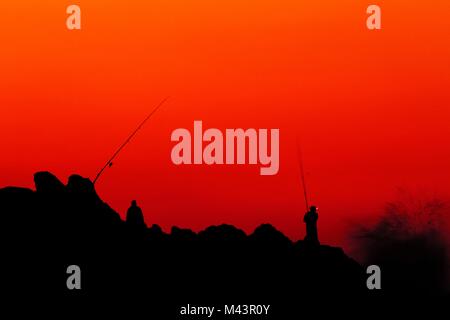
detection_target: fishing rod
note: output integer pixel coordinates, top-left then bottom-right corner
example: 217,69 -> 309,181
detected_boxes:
297,141 -> 310,211
93,97 -> 169,185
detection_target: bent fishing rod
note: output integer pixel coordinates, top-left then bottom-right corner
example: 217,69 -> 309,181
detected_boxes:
93,97 -> 169,185
297,141 -> 310,211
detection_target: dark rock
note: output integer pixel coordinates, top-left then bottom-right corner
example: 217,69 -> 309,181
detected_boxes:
67,174 -> 95,194
34,171 -> 65,193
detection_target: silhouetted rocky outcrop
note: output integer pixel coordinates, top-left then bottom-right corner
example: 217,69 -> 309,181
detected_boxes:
1,172 -> 375,314
34,171 -> 65,193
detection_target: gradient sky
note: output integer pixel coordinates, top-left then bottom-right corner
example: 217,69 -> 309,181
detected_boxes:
1,1 -> 449,248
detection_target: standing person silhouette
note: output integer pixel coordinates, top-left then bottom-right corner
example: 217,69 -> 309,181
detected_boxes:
303,206 -> 320,245
126,200 -> 147,230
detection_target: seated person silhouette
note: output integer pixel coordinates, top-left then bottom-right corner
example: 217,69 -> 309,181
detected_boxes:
126,200 -> 147,230
303,205 -> 320,245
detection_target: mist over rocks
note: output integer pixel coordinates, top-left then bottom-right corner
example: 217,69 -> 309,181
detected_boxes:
1,171 -> 368,305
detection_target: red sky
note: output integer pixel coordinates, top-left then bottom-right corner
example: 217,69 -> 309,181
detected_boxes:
1,1 -> 449,248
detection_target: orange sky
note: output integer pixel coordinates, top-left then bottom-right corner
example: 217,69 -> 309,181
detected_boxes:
1,1 -> 449,248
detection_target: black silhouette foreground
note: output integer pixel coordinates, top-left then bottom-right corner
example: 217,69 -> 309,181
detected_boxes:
1,172 -> 447,315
